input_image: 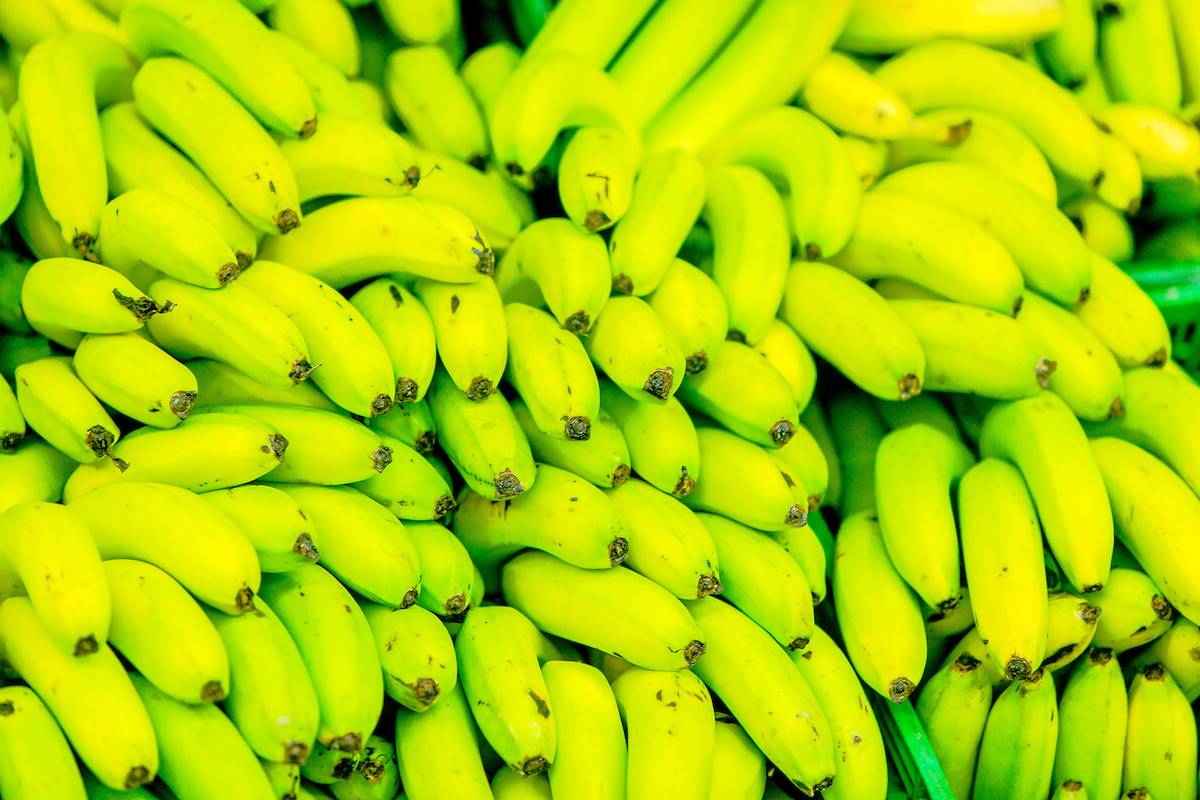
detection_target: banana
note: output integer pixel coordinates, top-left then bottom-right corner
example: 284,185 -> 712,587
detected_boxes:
393,684 -> 492,800
188,358 -> 335,412
973,669 -> 1060,800
586,295 -> 685,403
752,319 -> 817,412
1168,0 -> 1200,103
1132,618 -> 1200,701
0,684 -> 86,800
1065,198 -> 1135,261
519,0 -> 654,67
63,411 -> 286,498
412,276 -> 506,401
877,162 -> 1092,304
1091,567 -> 1175,653
780,261 -> 924,401
875,393 -> 959,438
0,597 -> 156,790
384,45 -> 485,166
15,356 -> 120,463
608,151 -> 706,295
489,52 -> 640,188
699,513 -> 812,650
0,373 -> 23,453
1073,253 -> 1171,368
833,511 -> 927,702
611,666 -> 714,800
0,252 -> 32,335
360,602 -> 455,712
10,113 -> 73,263
677,340 -> 799,447
540,661 -> 625,800
504,302 -> 598,440
1087,367 -> 1200,494
707,716 -> 766,800
353,433 -> 453,521
67,481 -> 259,613
200,484 -> 319,572
269,0 -> 359,78
72,332 -> 195,429
0,334 -> 55,381
772,520 -> 829,605
22,257 -> 169,334
279,113 -> 418,203
556,126 -> 636,233
455,606 -> 555,775
1053,647 -> 1128,800
132,56 -> 302,234
642,0 -> 853,155
328,735 -> 400,800
428,368 -> 534,499
1094,102 -> 1200,181
375,0 -> 457,44
301,740 -> 363,785
875,423 -> 973,613
841,134 -> 889,189
453,462 -> 627,572
403,521 -> 473,617
959,458 -> 1050,679
1092,130 -> 1146,213
0,438 -> 73,514
1123,664 -> 1198,800
275,484 -> 419,608
103,559 -> 228,704
1100,0 -> 1182,110
502,550 -> 705,670
606,478 -> 720,599
887,107 -> 1057,203
1090,437 -> 1200,624
828,391 -> 887,517
408,149 -> 532,250
514,400 -> 631,489
346,278 -> 434,405
891,298 -> 1053,398
18,32 -> 133,257
258,565 -> 381,752
915,652 -> 994,799
770,424 -> 827,505
874,39 -> 1103,185
1036,0 -> 1097,87
0,107 -> 22,227
270,29 -> 372,119
600,378 -> 698,496
683,427 -> 806,531
498,218 -> 609,334
98,102 -> 258,264
839,0 -> 1062,51
208,404 -> 393,484
1042,593 -> 1103,674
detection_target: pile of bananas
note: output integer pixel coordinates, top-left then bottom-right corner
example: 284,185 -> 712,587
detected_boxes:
0,0 -> 1198,798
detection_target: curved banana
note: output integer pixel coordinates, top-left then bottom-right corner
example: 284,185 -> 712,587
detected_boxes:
103,559 -> 228,704
200,484 -> 318,572
600,378 -> 698,496
915,653 -> 994,800
700,513 -> 812,650
0,108 -> 22,227
73,332 -> 196,429
1075,253 -> 1172,367
1132,618 -> 1200,701
1,597 -> 156,790
644,258 -> 729,375
683,427 -> 806,531
498,218 -> 609,334
0,684 -> 86,800
459,40 -> 520,122
980,394 -> 1112,593
325,734 -> 399,799
772,522 -> 829,606
1053,647 -> 1128,800
586,295 -> 684,404
0,373 -> 23,453
0,439 -> 73,514
1094,102 -> 1200,181
279,112 -> 418,203
1092,129 -> 1146,214
1042,593 -> 1102,674
411,275 -> 504,400
270,29 -> 372,120
1123,664 -> 1198,800
98,102 -> 258,264
520,0 -> 654,67
1037,0 -> 1098,87
973,669 -> 1059,800
18,32 -> 134,257
22,257 -> 168,334
540,661 -> 625,800
384,45 -> 486,166
354,432 -> 454,521
405,521 -> 474,618
188,358 -> 335,412
1064,197 -> 1135,261
832,511 -> 927,702
556,126 -> 636,232
1100,0 -> 1182,110
504,302 -> 598,440
612,666 -> 714,800
394,684 -> 493,800
1091,567 -> 1175,653
708,718 -> 766,800
15,356 -> 120,463
608,150 -> 706,295
376,0 -> 457,45
677,340 -> 799,447
348,277 -> 436,405
361,602 -> 456,712
514,401 -> 630,489
276,484 -> 419,608
408,148 -> 532,250
752,319 -> 817,412
838,0 -> 1062,52
268,0 -> 360,78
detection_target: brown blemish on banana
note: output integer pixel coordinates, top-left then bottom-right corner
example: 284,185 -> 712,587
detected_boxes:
518,755 -> 550,776
944,119 -> 973,145
289,359 -> 315,383
642,367 -> 674,400
898,373 -> 921,400
371,445 -> 393,472
803,242 -> 822,261
564,415 -> 591,440
685,352 -> 708,374
787,636 -> 809,651
284,741 -> 308,765
235,585 -> 256,613
73,634 -> 98,656
293,533 -> 319,562
672,471 -> 695,498
467,376 -> 493,401
1107,397 -> 1125,419
0,702 -> 11,716
201,680 -> 225,702
266,433 -> 288,461
1036,358 -> 1057,389
0,432 -> 22,452
611,464 -> 630,487
528,690 -> 551,719
494,468 -> 524,499
395,377 -> 419,403
435,495 -> 455,519
564,310 -> 591,334
697,574 -> 721,598
1151,595 -> 1175,620
1077,286 -> 1091,304
608,537 -> 629,566
170,390 -> 197,420
124,766 -> 151,789
85,425 -> 116,459
216,262 -> 240,286
770,419 -> 795,446
953,653 -> 982,672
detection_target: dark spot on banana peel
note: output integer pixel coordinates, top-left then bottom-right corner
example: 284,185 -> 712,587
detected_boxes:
124,766 -> 151,789
467,376 -> 493,401
289,359 -> 315,383
371,445 -> 393,472
725,329 -> 746,343
275,209 -> 301,234
608,537 -> 629,565
1152,595 -> 1174,620
1091,170 -> 1105,189
73,635 -> 98,656
787,636 -> 809,651
686,352 -> 708,374
0,702 -> 11,716
401,588 -> 419,609
235,251 -> 253,269
564,310 -> 590,334
265,433 -> 288,461
1141,662 -> 1167,681
612,274 -> 633,295
506,162 -> 524,177
887,677 -> 915,703
394,377 -> 419,404
528,690 -> 551,719
770,420 -> 795,446
673,471 -> 695,497
235,585 -> 255,613
643,367 -> 674,400
611,464 -> 630,487
494,468 -> 524,499
85,425 -> 116,459
370,393 -> 394,417
1036,358 -> 1056,389
803,242 -> 822,261
284,741 -> 308,765
898,374 -> 921,400
110,455 -> 130,473
564,415 -> 591,440
73,231 -> 98,261
953,653 -> 982,672
449,295 -> 460,313
519,755 -> 549,777
216,262 -> 240,286
331,756 -> 355,780
435,495 -> 455,519
584,209 -> 611,231
1107,397 -> 1125,419
415,431 -> 437,453
785,504 -> 808,527
201,680 -> 225,702
113,289 -> 168,323
697,574 -> 721,598
444,593 -> 468,616
0,432 -> 22,452
683,640 -> 706,666
360,753 -> 387,784
944,119 -> 972,145
293,533 -> 319,562
170,390 -> 197,420
813,775 -> 835,792
1147,348 -> 1168,367
1004,656 -> 1032,681
1011,296 -> 1024,316
333,732 -> 363,753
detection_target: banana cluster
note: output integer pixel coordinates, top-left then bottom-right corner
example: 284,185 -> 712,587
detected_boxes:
0,0 -> 1198,799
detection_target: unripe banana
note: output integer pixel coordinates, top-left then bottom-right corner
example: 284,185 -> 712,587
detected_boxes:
600,378 -> 698,496
72,332 -> 194,429
0,596 -> 156,790
353,433 -> 453,521
328,734 -> 400,800
541,661 -> 626,800
504,302 -> 598,440
22,257 -> 169,334
1054,647 -> 1128,800
275,484 -> 420,608
103,559 -> 228,704
706,715 -> 766,800
502,550 -> 706,671
132,57 -> 302,234
700,513 -> 812,651
973,669 -> 1060,800
0,112 -> 22,229
556,126 -> 636,233
279,113 -> 418,203
1042,593 -> 1103,674
428,368 -> 533,499
209,404 -> 393,485
200,484 -> 318,572
514,401 -> 631,489
647,259 -> 728,375
682,427 -> 806,531
827,391 -> 886,516
394,684 -> 492,800
833,511 -> 926,702
1132,617 -> 1200,701
0,373 -> 24,453
270,29 -> 371,119
875,393 -> 958,438
453,462 -> 627,573
360,603 -> 455,712
1065,197 -> 1135,261
408,148 -> 533,250
413,276 -> 506,400
346,278 -> 435,405
800,400 -> 841,510
612,666 -> 713,800
915,653 -> 993,799
0,684 -> 86,800
1123,663 -> 1198,800
460,40 -> 519,120
751,319 -> 816,412
678,340 -> 798,448
1100,0 -> 1181,111
188,358 -> 335,412
875,423 -> 973,612
0,438 -> 73,513
62,411 -> 286,498
15,356 -> 120,463
1091,568 -> 1176,653
772,522 -> 829,606
499,218 -> 609,334
9,114 -> 73,263
269,0 -> 360,78
586,295 -> 685,404
1075,253 -> 1172,368
384,45 -> 485,166
607,478 -> 720,599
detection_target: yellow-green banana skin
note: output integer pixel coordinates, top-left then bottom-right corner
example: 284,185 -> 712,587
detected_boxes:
1053,647 -> 1128,800
916,653 -> 993,800
394,684 -> 493,800
542,661 -> 626,800
972,669 -> 1059,800
0,684 -> 87,800
1123,664 -> 1198,800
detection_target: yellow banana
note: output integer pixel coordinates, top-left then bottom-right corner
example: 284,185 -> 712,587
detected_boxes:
0,0 -> 62,52
972,669 -> 1059,800
21,256 -> 168,334
504,302 -> 598,440
376,0 -> 457,46
1132,618 -> 1200,701
600,378 -> 698,496
772,516 -> 829,606
520,0 -> 656,69
557,126 -> 636,232
838,0 -> 1062,52
1074,253 -> 1171,367
586,295 -> 684,403
1123,664 -> 1198,800
1090,567 -> 1175,653
361,602 -> 456,712
645,259 -> 728,376
1093,102 -> 1200,181
348,278 -> 435,405
401,521 -> 473,618
1064,197 -> 1135,261
384,45 -> 486,166
1167,0 -> 1200,103
677,340 -> 798,447
0,438 -> 73,514
14,356 -> 120,463
0,105 -> 22,227
683,426 -> 806,531
1053,646 -> 1128,800
409,148 -> 532,250
541,661 -> 625,800
187,358 -> 334,412
1037,0 -> 1098,87
498,218 -> 609,333
841,134 -> 889,189
268,0 -> 359,78
513,401 -> 630,489
1100,0 -> 1182,111
875,393 -> 959,437
0,684 -> 86,800
73,332 -> 195,430
771,422 -> 829,510
278,112 -> 417,203
828,390 -> 888,517
1041,593 -> 1103,674
0,373 -> 24,452
394,684 -> 492,800
200,484 -> 318,572
353,432 -> 454,520
915,653 -> 994,800
459,40 -> 519,122
270,29 -> 372,119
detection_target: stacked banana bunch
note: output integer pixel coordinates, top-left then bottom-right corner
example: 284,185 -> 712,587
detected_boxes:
0,0 -> 1198,798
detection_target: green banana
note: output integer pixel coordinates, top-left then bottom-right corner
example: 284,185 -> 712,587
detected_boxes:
1073,253 -> 1172,368
0,684 -> 86,800
1091,567 -> 1176,653
1132,618 -> 1200,701
428,368 -> 534,499
681,427 -> 805,531
0,373 -> 23,452
607,477 -> 721,599
520,0 -> 655,68
456,606 -> 556,775
1053,647 -> 1128,800
828,390 -> 887,517
394,684 -> 492,800
498,218 -> 610,334
1064,197 -> 1135,262
207,596 -> 319,764
0,335 -> 54,381
600,377 -> 698,497
73,332 -> 196,429
973,669 -> 1059,800
279,112 -> 418,203
329,734 -> 400,800
504,302 -> 598,440
384,45 -> 485,165
501,550 -> 706,671
404,521 -> 474,618
1123,664 -> 1198,800
707,715 -> 766,800
408,148 -> 533,251
348,278 -> 436,404
677,340 -> 798,447
376,0 -> 458,45
1100,0 -> 1182,110
275,484 -> 420,608
875,422 -> 974,613
361,602 -> 456,712
460,40 -> 519,121
1042,593 -> 1103,674
556,126 -> 636,233
838,0 -> 1061,51
200,484 -> 319,572
103,559 -> 228,704
413,275 -> 506,401
268,0 -> 360,78
188,358 -> 334,412
1035,0 -> 1097,86
452,462 -> 627,572
0,439 -> 73,514
370,396 -> 435,453
0,108 -> 22,228
259,565 -> 382,753
915,653 -> 994,800
772,522 -> 828,606
353,432 -> 453,520
542,661 -> 626,800
832,511 -> 926,702
271,29 -> 372,120
21,257 -> 168,334
0,596 -> 156,790
752,319 -> 816,412
514,400 -> 631,489
15,356 -> 120,462
800,402 -> 840,511
586,295 -> 685,404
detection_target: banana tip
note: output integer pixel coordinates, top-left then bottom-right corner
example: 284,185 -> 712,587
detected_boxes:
201,680 -> 225,703
696,573 -> 722,598
413,676 -> 440,706
415,431 -> 437,454
685,352 -> 708,375
1003,656 -> 1032,682
235,585 -> 256,613
73,634 -> 98,657
371,444 -> 393,473
293,532 -> 319,562
518,755 -> 550,777
299,117 -> 318,139
0,432 -> 22,453
785,504 -> 808,527
564,310 -> 591,334
609,537 -> 629,566
395,377 -> 419,404
612,274 -> 634,296
370,393 -> 395,417
584,209 -> 611,232
642,367 -> 674,401
124,766 -> 152,789
564,415 -> 591,441
284,741 -> 309,765
683,639 -> 706,666
672,472 -> 696,498
266,433 -> 288,461
493,468 -> 525,499
898,374 -> 921,401
216,262 -> 241,286
170,390 -> 197,420
435,495 -> 456,519
401,587 -> 419,609
466,376 -> 494,401
275,209 -> 301,234
332,732 -> 363,753
770,419 -> 795,446
887,677 -> 915,703
611,464 -> 631,487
